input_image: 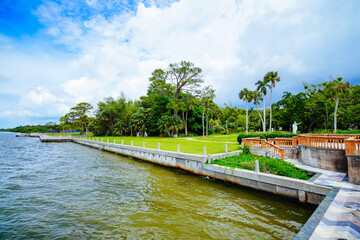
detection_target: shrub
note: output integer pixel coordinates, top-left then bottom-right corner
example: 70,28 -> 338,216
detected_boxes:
237,131 -> 298,144
310,129 -> 360,134
243,146 -> 251,154
212,153 -> 310,180
213,125 -> 225,134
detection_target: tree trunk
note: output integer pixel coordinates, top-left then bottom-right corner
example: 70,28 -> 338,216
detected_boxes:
263,98 -> 266,133
255,104 -> 264,130
246,100 -> 248,134
226,119 -> 228,135
269,85 -> 273,132
202,107 -> 205,138
334,98 -> 339,133
184,111 -> 188,136
206,115 -> 208,136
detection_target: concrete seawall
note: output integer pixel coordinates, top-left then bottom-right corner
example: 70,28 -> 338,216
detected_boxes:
74,139 -> 331,205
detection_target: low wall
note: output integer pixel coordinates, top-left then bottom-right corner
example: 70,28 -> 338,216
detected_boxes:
285,147 -> 300,159
347,155 -> 360,184
300,145 -> 347,172
74,139 -> 331,205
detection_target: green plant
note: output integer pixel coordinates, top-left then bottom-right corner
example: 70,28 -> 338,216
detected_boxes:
237,131 -> 298,144
243,146 -> 251,154
212,153 -> 310,180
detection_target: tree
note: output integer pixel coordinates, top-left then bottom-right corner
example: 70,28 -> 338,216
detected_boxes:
252,90 -> 265,132
322,77 -> 350,133
158,115 -> 183,137
69,102 -> 93,134
238,88 -> 253,134
221,104 -> 238,135
264,71 -> 280,132
200,86 -> 215,138
129,107 -> 153,136
149,61 -> 204,118
255,79 -> 270,133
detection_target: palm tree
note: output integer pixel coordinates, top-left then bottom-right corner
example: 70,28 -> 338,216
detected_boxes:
238,88 -> 253,134
324,77 -> 350,133
264,71 -> 280,132
252,90 -> 265,132
255,80 -> 270,133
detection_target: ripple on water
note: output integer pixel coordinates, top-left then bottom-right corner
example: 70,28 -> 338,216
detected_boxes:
0,132 -> 314,239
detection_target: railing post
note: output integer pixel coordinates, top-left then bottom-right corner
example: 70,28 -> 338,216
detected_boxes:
208,154 -> 211,164
281,149 -> 285,160
131,140 -> 133,146
255,160 -> 259,173
177,144 -> 180,153
107,138 -> 109,143
96,137 -> 98,142
143,141 -> 145,148
121,140 -> 124,145
225,144 -> 228,153
261,140 -> 266,149
203,146 -> 207,157
158,143 -> 160,150
114,139 -> 115,144
101,138 -> 103,142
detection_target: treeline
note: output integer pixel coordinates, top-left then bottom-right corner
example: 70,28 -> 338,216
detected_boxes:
0,122 -> 58,133
3,61 -> 359,135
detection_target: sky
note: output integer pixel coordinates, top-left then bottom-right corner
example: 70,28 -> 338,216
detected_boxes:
0,0 -> 360,128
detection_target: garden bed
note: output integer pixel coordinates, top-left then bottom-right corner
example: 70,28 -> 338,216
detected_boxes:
211,152 -> 310,180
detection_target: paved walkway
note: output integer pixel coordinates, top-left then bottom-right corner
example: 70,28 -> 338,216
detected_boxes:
287,158 -> 360,239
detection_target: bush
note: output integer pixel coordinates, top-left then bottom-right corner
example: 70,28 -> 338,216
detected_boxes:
237,131 -> 298,144
212,153 -> 310,180
310,129 -> 360,134
243,146 -> 251,154
213,125 -> 225,134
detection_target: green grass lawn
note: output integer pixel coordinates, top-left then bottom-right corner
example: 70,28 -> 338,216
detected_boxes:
189,133 -> 239,143
82,136 -> 241,155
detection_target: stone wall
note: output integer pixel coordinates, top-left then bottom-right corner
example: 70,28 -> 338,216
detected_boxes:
73,139 -> 330,205
347,155 -> 360,184
300,145 -> 347,172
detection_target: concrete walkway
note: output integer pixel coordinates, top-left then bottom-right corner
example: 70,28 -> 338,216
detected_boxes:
288,158 -> 360,239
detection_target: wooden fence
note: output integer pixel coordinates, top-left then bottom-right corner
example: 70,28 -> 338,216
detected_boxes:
243,134 -> 360,158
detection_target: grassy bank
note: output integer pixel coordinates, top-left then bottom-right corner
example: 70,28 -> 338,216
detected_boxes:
80,136 -> 241,155
211,152 -> 310,180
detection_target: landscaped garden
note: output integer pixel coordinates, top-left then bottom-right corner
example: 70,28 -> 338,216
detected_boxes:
211,148 -> 310,180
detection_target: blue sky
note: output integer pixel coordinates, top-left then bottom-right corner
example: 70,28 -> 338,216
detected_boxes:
0,0 -> 360,128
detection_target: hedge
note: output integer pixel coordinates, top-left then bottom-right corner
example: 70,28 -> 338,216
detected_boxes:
237,132 -> 298,144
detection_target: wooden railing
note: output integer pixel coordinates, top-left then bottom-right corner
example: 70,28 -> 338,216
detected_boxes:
304,135 -> 347,150
242,134 -> 360,159
307,134 -> 360,139
263,140 -> 285,159
345,138 -> 360,155
242,137 -> 262,148
268,138 -> 294,148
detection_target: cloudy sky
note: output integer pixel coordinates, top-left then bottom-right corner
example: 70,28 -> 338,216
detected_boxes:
0,0 -> 359,128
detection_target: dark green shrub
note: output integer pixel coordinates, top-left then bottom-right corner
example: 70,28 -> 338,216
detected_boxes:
213,125 -> 225,134
212,153 -> 310,180
237,131 -> 298,144
243,146 -> 251,154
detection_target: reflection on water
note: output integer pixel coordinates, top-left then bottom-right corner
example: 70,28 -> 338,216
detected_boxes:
0,132 -> 314,239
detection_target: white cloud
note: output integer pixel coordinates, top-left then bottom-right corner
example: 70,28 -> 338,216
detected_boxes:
1,0 -> 360,127
61,77 -> 106,103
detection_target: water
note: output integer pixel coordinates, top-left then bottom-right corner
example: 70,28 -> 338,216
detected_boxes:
0,132 -> 314,239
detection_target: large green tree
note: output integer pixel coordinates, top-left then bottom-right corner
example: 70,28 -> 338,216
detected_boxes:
149,61 -> 204,118
264,71 -> 280,132
322,77 -> 350,133
255,79 -> 269,133
238,88 -> 253,134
